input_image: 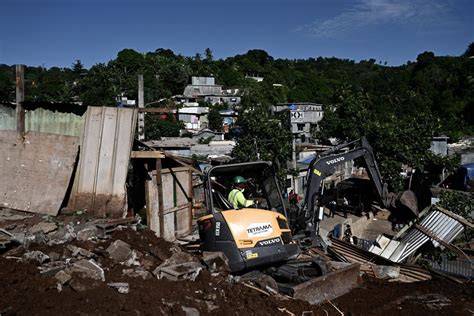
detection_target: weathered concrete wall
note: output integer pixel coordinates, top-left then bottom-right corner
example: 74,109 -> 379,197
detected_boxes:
0,130 -> 79,215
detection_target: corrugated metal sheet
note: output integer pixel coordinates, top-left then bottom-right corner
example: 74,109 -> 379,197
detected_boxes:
329,238 -> 432,282
25,108 -> 85,137
0,104 -> 15,130
0,104 -> 85,137
369,207 -> 466,263
69,106 -> 137,217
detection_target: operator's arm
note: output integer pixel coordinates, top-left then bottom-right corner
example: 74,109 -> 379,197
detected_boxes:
236,191 -> 254,208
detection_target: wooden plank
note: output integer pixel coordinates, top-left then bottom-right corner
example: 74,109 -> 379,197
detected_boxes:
15,65 -> 25,136
156,158 -> 165,238
130,151 -> 165,159
0,131 -> 79,215
145,176 -> 160,234
137,108 -> 174,113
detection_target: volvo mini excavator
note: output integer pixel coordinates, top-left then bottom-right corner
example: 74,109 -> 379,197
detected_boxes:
197,137 -> 418,301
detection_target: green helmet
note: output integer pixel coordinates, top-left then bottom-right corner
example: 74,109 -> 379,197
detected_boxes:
233,176 -> 246,184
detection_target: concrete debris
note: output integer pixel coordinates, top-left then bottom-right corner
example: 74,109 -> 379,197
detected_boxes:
122,268 -> 152,280
0,209 -> 34,221
154,262 -> 204,281
69,278 -> 101,292
202,251 -> 230,273
30,222 -> 57,234
106,239 -> 132,262
205,301 -> 219,312
69,259 -> 105,281
181,306 -> 200,316
55,270 -> 72,285
22,251 -> 50,264
47,251 -> 62,261
67,245 -> 95,258
76,226 -> 100,241
39,262 -> 68,276
48,223 -> 76,245
372,265 -> 400,279
123,250 -> 141,267
107,282 -> 129,294
160,250 -> 200,267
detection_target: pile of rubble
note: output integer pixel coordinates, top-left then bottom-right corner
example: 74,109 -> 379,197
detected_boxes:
0,214 -> 333,315
1,209 -> 473,315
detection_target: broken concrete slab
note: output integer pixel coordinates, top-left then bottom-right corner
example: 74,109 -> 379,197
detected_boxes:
202,251 -> 230,273
55,270 -> 72,285
107,282 -> 129,294
181,306 -> 200,316
106,239 -> 132,262
69,278 -> 101,292
76,226 -> 100,241
22,251 -> 50,264
160,250 -> 200,268
40,262 -> 68,277
67,245 -> 95,258
30,222 -> 58,234
122,268 -> 152,280
69,259 -> 105,281
154,262 -> 204,281
48,223 -> 76,245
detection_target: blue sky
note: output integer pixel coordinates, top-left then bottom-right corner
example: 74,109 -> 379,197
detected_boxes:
0,0 -> 472,68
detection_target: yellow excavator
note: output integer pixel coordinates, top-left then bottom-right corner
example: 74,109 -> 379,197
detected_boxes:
197,138 -> 418,299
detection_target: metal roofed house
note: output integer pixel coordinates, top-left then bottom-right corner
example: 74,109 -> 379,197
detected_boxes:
182,77 -> 241,106
177,106 -> 209,131
272,102 -> 324,144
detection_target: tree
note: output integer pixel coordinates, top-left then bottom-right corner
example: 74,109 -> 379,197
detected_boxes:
232,85 -> 292,165
145,114 -> 184,139
463,42 -> 474,57
72,60 -> 85,75
208,107 -> 223,131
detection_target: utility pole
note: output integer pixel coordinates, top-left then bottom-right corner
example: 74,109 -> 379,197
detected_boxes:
137,74 -> 145,140
16,65 -> 25,138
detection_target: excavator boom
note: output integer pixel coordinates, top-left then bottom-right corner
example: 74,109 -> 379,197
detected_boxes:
301,137 -> 418,232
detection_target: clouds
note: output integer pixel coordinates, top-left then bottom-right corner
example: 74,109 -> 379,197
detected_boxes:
298,0 -> 450,38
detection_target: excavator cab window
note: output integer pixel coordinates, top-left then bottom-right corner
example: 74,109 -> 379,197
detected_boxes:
204,162 -> 287,217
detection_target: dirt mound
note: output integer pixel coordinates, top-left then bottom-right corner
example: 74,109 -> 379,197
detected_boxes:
1,225 -> 472,315
333,275 -> 474,315
0,227 -> 332,315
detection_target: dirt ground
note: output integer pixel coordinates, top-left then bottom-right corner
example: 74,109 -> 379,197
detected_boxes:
1,211 -> 473,316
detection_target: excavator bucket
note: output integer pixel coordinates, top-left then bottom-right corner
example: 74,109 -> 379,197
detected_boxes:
398,190 -> 418,216
287,262 -> 360,305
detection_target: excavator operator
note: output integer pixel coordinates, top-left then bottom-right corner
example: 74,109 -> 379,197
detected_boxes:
228,176 -> 255,209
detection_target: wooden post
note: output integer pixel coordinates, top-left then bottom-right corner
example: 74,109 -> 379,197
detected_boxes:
16,65 -> 25,137
137,74 -> 145,140
156,158 -> 165,237
188,167 -> 193,234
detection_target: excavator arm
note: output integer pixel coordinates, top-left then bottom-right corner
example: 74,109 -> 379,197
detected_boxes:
300,137 -> 418,234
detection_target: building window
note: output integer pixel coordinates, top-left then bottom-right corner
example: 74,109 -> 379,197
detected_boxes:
297,123 -> 305,131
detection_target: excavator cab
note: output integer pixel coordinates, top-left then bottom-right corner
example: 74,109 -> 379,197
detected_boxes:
198,161 -> 298,272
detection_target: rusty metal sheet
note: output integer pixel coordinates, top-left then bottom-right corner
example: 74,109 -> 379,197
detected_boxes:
0,130 -> 79,215
291,262 -> 360,305
70,107 -> 137,217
